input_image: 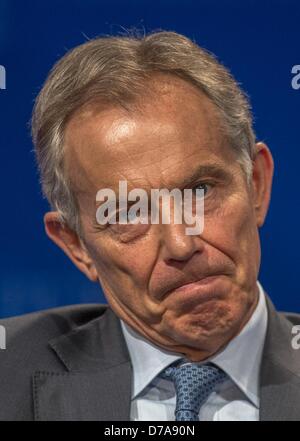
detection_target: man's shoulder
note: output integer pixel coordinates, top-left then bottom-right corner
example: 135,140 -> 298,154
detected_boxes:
263,301 -> 300,378
0,303 -> 109,348
0,304 -> 111,420
279,310 -> 300,326
0,303 -> 109,371
1,303 -> 108,332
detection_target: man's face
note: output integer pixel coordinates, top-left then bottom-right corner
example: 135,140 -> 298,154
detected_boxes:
61,74 -> 269,361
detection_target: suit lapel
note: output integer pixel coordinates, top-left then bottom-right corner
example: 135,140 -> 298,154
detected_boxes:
260,295 -> 300,420
33,307 -> 133,420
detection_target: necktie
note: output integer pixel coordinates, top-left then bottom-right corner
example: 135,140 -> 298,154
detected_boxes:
159,360 -> 227,421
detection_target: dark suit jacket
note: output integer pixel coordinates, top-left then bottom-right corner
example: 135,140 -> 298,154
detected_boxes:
0,294 -> 300,420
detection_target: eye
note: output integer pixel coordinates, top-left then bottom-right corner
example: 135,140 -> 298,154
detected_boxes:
128,210 -> 145,224
192,182 -> 213,196
116,208 -> 147,224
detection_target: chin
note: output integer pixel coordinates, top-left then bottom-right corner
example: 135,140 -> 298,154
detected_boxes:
166,301 -> 241,348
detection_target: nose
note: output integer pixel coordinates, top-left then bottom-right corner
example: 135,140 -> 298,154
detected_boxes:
160,222 -> 204,263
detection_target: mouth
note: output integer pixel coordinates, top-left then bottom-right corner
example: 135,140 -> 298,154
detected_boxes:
172,275 -> 222,293
163,274 -> 226,306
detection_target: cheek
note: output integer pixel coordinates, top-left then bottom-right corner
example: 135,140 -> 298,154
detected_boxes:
204,195 -> 258,264
201,194 -> 261,294
87,235 -> 157,295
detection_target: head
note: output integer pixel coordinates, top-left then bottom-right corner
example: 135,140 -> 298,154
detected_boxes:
32,31 -> 273,361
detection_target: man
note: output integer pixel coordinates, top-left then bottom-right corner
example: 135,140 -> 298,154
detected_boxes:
0,30 -> 300,421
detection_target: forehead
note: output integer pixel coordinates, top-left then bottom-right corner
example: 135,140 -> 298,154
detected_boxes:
64,74 -> 235,195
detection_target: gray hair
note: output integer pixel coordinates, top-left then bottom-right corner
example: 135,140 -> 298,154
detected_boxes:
31,30 -> 256,234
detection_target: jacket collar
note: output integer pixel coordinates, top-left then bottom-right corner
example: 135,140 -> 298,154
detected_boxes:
33,306 -> 133,420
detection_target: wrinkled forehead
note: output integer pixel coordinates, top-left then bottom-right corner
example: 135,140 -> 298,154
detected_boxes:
63,75 -> 233,197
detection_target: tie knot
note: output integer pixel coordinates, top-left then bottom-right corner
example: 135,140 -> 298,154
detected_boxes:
159,361 -> 227,421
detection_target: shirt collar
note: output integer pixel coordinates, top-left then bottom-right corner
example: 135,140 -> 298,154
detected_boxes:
120,281 -> 268,406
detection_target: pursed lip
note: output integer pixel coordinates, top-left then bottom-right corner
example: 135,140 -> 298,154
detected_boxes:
161,273 -> 226,299
171,275 -> 222,294
167,275 -> 226,309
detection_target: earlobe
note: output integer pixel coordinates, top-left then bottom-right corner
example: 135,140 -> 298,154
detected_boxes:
78,236 -> 99,282
44,212 -> 98,282
251,142 -> 274,227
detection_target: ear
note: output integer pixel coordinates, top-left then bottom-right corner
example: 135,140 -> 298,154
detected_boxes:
251,142 -> 274,227
44,211 -> 98,282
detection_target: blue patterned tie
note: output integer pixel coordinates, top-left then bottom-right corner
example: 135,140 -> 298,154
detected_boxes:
159,360 -> 227,421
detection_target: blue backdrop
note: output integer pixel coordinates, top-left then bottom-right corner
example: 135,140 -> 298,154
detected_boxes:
0,0 -> 299,318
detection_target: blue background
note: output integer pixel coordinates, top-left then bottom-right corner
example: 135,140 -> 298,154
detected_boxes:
0,0 -> 299,318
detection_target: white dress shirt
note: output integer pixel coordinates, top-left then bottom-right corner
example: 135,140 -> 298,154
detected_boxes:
120,281 -> 268,421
